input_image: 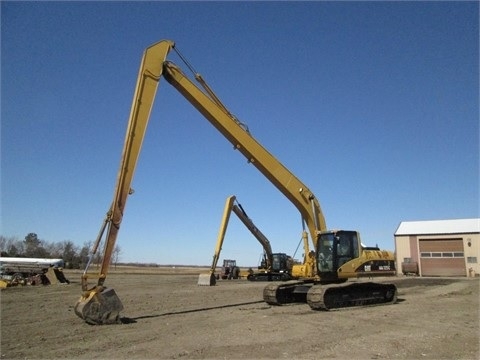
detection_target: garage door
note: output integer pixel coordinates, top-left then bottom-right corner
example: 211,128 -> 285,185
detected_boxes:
419,238 -> 466,276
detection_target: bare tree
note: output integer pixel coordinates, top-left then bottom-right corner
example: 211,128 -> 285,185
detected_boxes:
2,236 -> 23,256
78,241 -> 92,269
0,234 -> 124,270
112,245 -> 122,269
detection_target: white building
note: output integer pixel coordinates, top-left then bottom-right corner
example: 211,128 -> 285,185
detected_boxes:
394,218 -> 480,277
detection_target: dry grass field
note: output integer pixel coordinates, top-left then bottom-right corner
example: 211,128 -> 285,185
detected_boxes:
1,266 -> 479,359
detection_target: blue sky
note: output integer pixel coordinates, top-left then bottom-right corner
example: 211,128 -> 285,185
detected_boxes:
2,1 -> 478,266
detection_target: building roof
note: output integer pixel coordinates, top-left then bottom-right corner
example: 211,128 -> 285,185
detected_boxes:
395,218 -> 480,236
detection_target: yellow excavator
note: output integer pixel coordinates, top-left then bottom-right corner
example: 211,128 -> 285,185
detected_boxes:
74,40 -> 397,325
198,195 -> 294,286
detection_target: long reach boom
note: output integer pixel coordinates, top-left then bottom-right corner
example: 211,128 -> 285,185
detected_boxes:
75,40 -> 396,325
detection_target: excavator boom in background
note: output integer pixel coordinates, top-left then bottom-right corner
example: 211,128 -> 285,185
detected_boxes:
198,195 -> 294,286
75,40 -> 397,325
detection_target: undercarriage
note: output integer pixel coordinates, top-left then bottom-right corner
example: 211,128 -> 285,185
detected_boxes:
263,280 -> 397,310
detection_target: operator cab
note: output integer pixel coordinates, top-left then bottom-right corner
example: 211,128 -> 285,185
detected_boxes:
271,253 -> 292,273
317,230 -> 360,276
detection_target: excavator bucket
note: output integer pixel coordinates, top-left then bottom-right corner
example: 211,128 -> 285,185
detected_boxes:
45,267 -> 70,284
74,287 -> 124,325
197,273 -> 216,286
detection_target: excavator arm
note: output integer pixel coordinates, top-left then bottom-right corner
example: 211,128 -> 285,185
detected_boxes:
96,40 -> 175,285
231,202 -> 273,267
103,41 -> 174,279
74,41 -> 174,324
198,196 -> 236,286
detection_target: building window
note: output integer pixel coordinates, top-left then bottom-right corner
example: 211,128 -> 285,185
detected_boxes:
467,257 -> 477,263
420,252 -> 465,258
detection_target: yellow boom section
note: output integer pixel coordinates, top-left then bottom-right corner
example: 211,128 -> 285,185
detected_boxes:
75,41 -> 174,324
95,40 -> 174,288
162,61 -> 327,245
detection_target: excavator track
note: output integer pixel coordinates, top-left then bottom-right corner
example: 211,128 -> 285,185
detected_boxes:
248,272 -> 293,282
263,281 -> 310,305
306,282 -> 397,311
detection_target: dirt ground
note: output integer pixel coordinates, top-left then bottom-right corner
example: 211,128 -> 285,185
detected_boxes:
1,267 -> 479,360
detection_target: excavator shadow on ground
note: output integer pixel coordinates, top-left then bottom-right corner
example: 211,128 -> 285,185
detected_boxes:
118,296 -> 405,325
119,300 -> 267,324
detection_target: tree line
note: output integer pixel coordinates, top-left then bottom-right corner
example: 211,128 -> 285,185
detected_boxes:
0,233 -> 121,269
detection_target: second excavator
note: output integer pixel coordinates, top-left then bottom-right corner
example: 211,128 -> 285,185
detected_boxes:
198,195 -> 294,286
75,40 -> 397,324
